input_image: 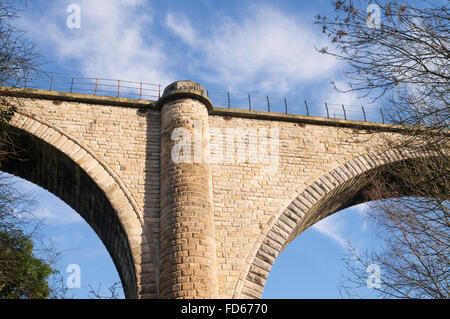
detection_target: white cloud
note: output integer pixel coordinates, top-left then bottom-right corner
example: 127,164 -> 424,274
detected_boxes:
3,174 -> 84,226
165,12 -> 196,46
0,173 -> 83,226
305,77 -> 382,120
322,80 -> 360,105
312,213 -> 349,249
353,203 -> 370,231
165,5 -> 339,94
20,1 -> 365,108
22,2 -> 346,100
33,206 -> 83,226
0,172 -> 39,194
353,203 -> 369,214
22,0 -> 173,86
316,80 -> 361,118
51,231 -> 84,246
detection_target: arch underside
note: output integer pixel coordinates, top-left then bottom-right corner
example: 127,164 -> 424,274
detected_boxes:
1,126 -> 138,298
237,150 -> 444,299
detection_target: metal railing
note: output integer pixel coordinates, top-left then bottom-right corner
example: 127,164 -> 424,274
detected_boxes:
1,74 -> 391,124
4,73 -> 162,100
206,90 -> 388,123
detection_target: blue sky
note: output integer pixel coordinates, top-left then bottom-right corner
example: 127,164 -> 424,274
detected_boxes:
10,174 -> 378,299
4,0 -> 395,298
18,0 -> 367,107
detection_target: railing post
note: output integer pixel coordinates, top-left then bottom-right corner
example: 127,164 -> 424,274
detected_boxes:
342,104 -> 347,120
304,100 -> 309,116
380,108 -> 385,123
266,96 -> 270,112
227,92 -> 230,109
49,75 -> 54,91
325,102 -> 329,118
362,106 -> 367,121
94,78 -> 98,96
248,94 -> 251,111
139,82 -> 142,99
284,97 -> 288,114
396,110 -> 402,123
206,89 -> 209,97
70,78 -> 74,93
24,73 -> 29,89
158,84 -> 161,98
117,80 -> 120,97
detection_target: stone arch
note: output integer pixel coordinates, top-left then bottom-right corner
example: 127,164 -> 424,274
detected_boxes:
233,148 -> 441,298
2,111 -> 156,298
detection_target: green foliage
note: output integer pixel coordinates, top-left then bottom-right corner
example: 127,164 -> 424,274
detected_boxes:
0,97 -> 18,130
0,228 -> 54,299
0,1 -> 60,300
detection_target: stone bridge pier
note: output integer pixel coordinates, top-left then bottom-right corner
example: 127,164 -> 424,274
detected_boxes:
0,80 -> 440,298
158,82 -> 219,298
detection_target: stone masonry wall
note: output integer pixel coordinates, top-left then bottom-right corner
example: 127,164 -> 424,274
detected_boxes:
7,94 -> 161,298
208,114 -> 392,297
1,85 -> 420,299
159,97 -> 219,298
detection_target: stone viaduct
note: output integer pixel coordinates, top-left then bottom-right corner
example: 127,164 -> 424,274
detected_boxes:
0,81 -> 436,299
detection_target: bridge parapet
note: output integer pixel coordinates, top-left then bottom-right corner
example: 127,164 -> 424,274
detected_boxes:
2,74 -> 391,123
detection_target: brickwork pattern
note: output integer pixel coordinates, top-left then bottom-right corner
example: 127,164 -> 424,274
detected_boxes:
0,85 -> 432,299
6,103 -> 159,298
159,98 -> 219,298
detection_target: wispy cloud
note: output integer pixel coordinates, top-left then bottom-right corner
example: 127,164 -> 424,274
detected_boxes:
320,80 -> 360,105
8,176 -> 84,226
21,1 -> 353,102
353,203 -> 370,231
165,5 -> 339,94
165,12 -> 196,46
22,0 -> 173,85
33,206 -> 83,226
312,203 -> 373,248
312,213 -> 349,249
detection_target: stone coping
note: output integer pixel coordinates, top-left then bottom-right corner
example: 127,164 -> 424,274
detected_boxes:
0,87 -> 155,108
2,86 -> 446,134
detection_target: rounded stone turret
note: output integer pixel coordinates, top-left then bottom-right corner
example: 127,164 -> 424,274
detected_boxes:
155,80 -> 213,113
158,81 -> 218,298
